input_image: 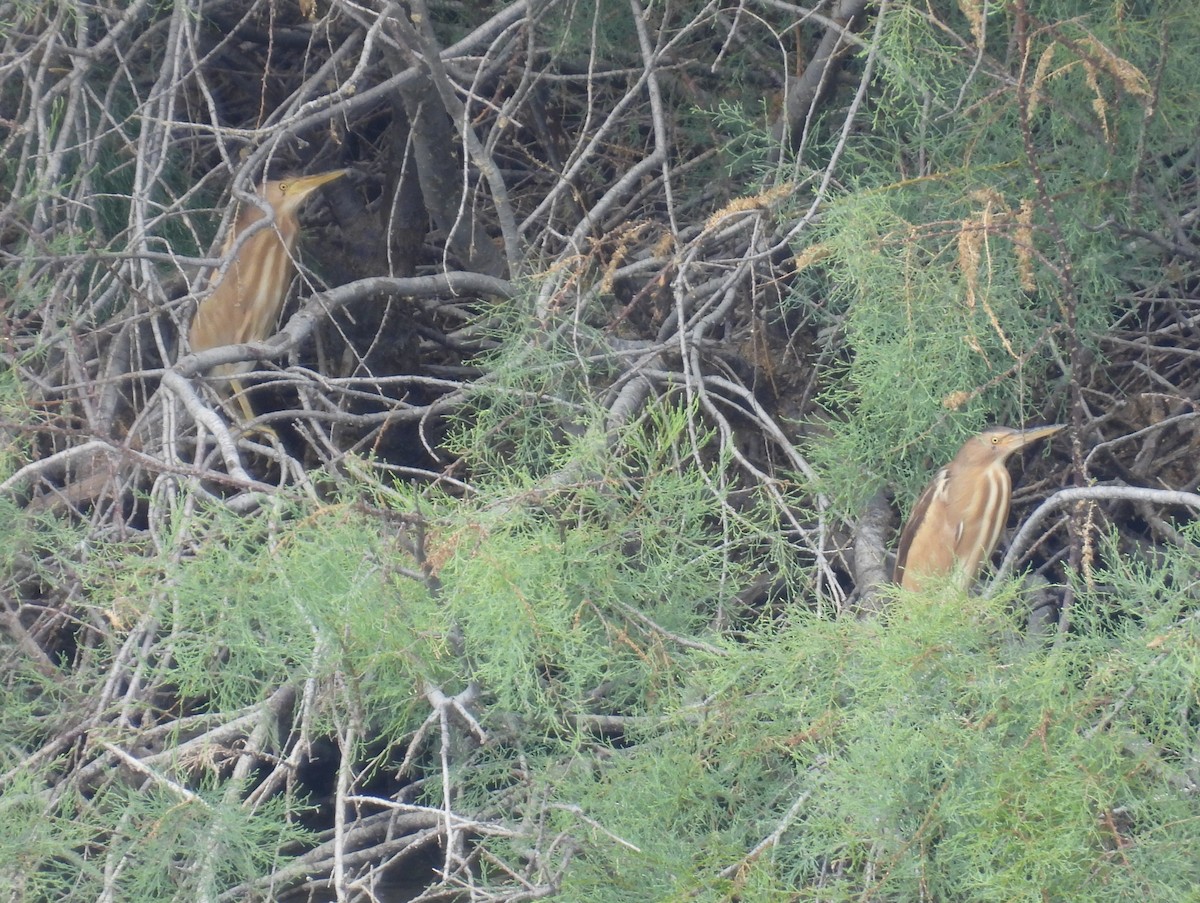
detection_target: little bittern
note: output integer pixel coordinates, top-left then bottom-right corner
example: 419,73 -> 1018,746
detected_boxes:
893,425 -> 1063,592
189,169 -> 347,423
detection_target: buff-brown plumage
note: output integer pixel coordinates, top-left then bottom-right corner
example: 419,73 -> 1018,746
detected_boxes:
189,169 -> 346,421
893,425 -> 1063,592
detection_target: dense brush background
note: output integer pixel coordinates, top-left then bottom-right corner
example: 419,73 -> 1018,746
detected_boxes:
2,1 -> 1199,900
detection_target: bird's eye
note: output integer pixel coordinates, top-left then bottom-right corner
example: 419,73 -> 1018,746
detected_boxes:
991,436 -> 1000,445
278,182 -> 289,193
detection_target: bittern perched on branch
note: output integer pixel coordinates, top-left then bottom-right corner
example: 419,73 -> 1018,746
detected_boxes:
189,169 -> 347,424
893,424 -> 1063,592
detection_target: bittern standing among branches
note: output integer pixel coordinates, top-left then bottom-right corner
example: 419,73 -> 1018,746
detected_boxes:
893,425 -> 1064,592
189,169 -> 347,424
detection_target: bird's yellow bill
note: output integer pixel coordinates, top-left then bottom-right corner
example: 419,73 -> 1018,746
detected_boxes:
289,169 -> 348,194
1015,424 -> 1065,447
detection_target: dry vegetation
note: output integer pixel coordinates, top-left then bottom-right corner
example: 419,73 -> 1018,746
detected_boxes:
2,0 -> 1200,899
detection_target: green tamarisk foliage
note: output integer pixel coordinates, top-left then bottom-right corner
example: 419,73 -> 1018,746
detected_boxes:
534,541 -> 1200,901
786,1 -> 1200,511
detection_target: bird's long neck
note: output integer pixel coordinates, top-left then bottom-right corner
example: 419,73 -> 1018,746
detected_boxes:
226,201 -> 298,254
215,201 -> 301,348
951,457 -> 1012,569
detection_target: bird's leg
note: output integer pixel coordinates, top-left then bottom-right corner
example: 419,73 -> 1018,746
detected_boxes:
228,377 -> 277,439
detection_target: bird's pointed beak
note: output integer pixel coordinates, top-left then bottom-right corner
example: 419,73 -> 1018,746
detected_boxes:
291,168 -> 349,195
1014,423 -> 1065,448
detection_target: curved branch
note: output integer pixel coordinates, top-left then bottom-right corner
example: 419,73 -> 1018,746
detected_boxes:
989,485 -> 1200,590
174,272 -> 514,377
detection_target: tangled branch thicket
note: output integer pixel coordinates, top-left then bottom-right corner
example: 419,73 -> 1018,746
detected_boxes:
3,0 -> 1200,900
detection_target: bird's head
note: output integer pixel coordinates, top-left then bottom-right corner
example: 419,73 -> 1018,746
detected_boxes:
261,169 -> 348,220
963,424 -> 1064,466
